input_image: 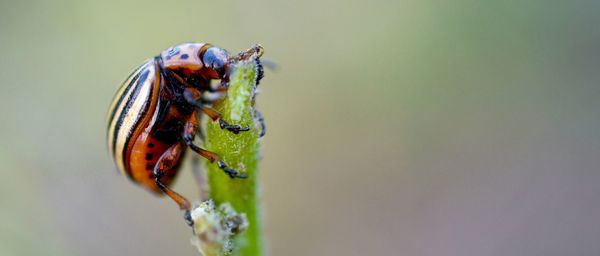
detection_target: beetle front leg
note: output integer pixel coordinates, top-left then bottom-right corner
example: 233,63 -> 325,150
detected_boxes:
153,143 -> 193,226
203,107 -> 251,134
183,88 -> 250,134
183,112 -> 248,179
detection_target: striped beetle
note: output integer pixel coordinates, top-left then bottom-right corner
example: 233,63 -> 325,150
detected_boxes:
107,43 -> 262,224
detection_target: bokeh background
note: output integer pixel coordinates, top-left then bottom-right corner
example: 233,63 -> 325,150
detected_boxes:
1,0 -> 600,255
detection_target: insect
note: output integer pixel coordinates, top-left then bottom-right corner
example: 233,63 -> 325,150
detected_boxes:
107,42 -> 260,224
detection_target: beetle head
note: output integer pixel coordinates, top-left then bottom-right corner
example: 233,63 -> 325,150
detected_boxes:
202,47 -> 229,78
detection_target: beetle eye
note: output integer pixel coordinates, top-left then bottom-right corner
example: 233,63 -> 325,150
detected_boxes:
203,47 -> 229,70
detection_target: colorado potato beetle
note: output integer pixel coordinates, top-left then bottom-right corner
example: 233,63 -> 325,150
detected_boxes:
107,42 -> 262,224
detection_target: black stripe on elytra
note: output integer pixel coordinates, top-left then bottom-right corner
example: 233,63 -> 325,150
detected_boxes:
109,64 -> 146,155
111,67 -> 152,161
118,61 -> 160,175
107,62 -> 147,131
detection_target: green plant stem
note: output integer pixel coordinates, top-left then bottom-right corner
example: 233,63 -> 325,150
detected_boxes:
204,46 -> 263,256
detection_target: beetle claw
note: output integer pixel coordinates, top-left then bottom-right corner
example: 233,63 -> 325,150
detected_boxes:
184,210 -> 194,226
219,119 -> 250,134
217,160 -> 247,179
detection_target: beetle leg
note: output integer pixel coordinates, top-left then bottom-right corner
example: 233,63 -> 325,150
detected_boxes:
201,107 -> 251,134
182,87 -> 203,108
254,109 -> 266,138
183,112 -> 247,179
191,156 -> 209,201
188,145 -> 248,179
183,87 -> 250,134
153,143 -> 193,226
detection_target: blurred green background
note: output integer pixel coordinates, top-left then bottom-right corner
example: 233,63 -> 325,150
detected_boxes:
1,0 -> 600,255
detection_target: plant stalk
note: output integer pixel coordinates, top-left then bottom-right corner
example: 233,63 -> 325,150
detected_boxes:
200,45 -> 264,256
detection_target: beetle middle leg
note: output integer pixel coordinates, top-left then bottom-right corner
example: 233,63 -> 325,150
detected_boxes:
153,143 -> 194,226
183,111 -> 247,179
183,88 -> 250,134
